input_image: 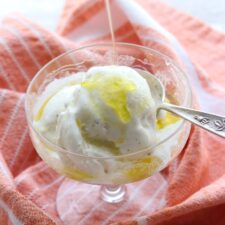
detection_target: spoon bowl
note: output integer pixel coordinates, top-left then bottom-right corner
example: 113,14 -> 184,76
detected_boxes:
139,70 -> 225,138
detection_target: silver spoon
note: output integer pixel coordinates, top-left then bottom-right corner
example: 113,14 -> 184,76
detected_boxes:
139,70 -> 225,138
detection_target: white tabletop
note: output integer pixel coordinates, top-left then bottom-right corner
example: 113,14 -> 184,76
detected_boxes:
161,0 -> 225,33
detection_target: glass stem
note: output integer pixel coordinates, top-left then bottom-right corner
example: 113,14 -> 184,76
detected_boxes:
100,185 -> 126,203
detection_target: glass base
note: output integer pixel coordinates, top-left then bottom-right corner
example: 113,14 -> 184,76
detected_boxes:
56,174 -> 167,225
100,185 -> 126,203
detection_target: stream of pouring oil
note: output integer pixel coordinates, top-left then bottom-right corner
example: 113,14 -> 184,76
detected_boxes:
105,0 -> 116,64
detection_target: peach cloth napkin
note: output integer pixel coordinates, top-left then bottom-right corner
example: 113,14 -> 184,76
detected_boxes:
0,0 -> 225,224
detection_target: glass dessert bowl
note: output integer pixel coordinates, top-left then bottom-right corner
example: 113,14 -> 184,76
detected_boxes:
25,43 -> 192,206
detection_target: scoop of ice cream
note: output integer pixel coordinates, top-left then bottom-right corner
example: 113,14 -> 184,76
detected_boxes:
34,66 -> 157,156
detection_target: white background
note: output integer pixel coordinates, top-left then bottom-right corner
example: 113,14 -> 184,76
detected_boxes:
0,0 -> 224,32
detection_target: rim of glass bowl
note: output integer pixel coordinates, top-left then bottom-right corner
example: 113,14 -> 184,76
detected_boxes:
25,42 -> 192,160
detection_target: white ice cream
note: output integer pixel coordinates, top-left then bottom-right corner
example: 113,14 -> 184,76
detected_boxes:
34,66 -> 158,157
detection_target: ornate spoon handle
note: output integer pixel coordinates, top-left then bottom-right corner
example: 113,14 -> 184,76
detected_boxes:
161,103 -> 225,138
